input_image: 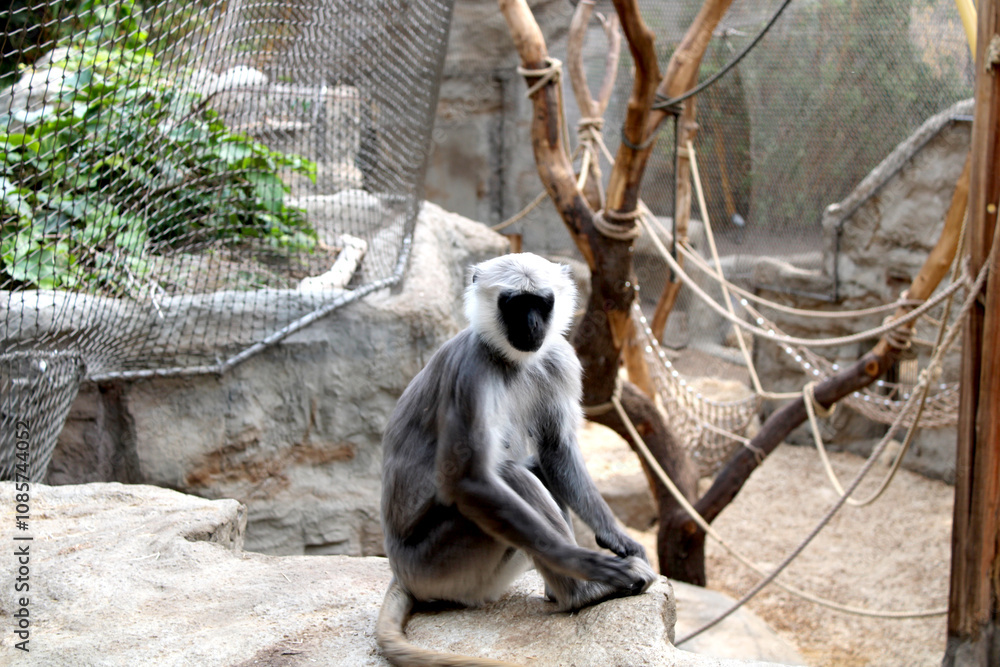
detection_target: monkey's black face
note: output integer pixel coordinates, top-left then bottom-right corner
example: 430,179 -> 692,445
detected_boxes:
497,289 -> 555,352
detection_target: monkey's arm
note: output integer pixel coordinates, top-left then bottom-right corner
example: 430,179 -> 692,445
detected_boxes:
435,388 -> 634,583
537,410 -> 647,561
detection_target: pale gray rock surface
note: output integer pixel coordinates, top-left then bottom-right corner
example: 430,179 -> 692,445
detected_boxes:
0,482 -> 788,667
673,581 -> 806,666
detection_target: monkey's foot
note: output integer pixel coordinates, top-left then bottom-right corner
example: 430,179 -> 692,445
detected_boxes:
554,557 -> 657,612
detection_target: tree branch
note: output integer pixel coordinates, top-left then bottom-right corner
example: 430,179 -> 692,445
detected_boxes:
605,0 -> 660,213
498,0 -> 700,581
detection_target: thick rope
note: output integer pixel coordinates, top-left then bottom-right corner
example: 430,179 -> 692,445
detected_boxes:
491,189 -> 550,232
643,221 -> 970,348
688,140 -> 778,398
593,207 -> 643,241
805,370 -> 932,509
581,375 -> 622,417
493,113 -> 610,234
639,165 -> 965,351
610,389 -> 947,636
750,302 -> 960,428
516,57 -> 563,98
804,211 -> 970,506
649,214 -> 926,320
577,116 -> 605,136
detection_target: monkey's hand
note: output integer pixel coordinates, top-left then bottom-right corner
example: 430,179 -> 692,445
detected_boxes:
595,530 -> 648,563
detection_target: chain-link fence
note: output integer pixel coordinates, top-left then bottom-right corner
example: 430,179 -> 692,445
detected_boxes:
1,0 -> 453,480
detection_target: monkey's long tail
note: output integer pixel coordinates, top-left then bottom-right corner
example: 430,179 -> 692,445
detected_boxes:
375,580 -> 523,667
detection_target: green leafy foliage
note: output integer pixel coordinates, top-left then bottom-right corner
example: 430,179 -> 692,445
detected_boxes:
1,0 -> 207,85
0,10 -> 316,291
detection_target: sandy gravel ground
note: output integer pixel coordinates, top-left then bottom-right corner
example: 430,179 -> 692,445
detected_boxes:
584,422 -> 955,666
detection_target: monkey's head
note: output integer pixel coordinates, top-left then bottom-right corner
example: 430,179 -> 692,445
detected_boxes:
465,253 -> 577,363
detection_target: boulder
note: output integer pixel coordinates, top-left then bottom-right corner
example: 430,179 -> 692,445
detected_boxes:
45,203 -> 509,556
0,482 -> 788,666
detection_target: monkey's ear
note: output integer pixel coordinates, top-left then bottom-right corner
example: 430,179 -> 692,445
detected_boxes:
470,267 -> 481,284
560,264 -> 572,278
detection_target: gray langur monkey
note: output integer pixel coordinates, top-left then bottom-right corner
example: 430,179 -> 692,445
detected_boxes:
376,253 -> 656,667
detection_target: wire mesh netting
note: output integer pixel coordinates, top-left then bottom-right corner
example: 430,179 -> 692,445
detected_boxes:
1,0 -> 453,480
609,0 -> 974,262
436,0 -> 972,472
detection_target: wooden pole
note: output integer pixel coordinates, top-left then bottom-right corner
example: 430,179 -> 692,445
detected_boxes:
945,0 -> 1000,661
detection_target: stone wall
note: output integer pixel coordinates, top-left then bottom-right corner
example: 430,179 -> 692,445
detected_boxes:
425,0 -> 602,258
750,99 -> 973,483
46,203 -> 509,554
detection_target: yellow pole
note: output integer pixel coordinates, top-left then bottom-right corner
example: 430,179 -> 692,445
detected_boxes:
955,0 -> 977,56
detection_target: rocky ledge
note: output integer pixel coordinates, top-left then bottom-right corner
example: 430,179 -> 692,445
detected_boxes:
0,483 -> 806,666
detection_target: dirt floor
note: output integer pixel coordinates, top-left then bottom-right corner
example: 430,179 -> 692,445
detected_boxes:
582,422 -> 954,667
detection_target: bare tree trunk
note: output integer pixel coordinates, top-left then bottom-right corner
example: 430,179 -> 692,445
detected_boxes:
496,0 -> 701,579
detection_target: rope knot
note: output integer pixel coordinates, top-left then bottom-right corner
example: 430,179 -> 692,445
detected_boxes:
516,57 -> 563,98
593,208 -> 642,241
577,116 -> 604,136
881,313 -> 916,358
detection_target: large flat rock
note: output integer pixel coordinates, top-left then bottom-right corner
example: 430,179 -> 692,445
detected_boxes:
0,483 -> 784,666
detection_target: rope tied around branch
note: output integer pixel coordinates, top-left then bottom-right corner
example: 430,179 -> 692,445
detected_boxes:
881,290 -> 917,357
517,57 -> 563,98
581,375 -> 623,417
619,125 -> 657,151
803,381 -> 837,420
593,207 -> 642,241
577,117 -> 606,158
577,116 -> 605,136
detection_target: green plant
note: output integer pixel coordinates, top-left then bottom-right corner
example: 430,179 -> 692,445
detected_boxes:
0,32 -> 316,291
